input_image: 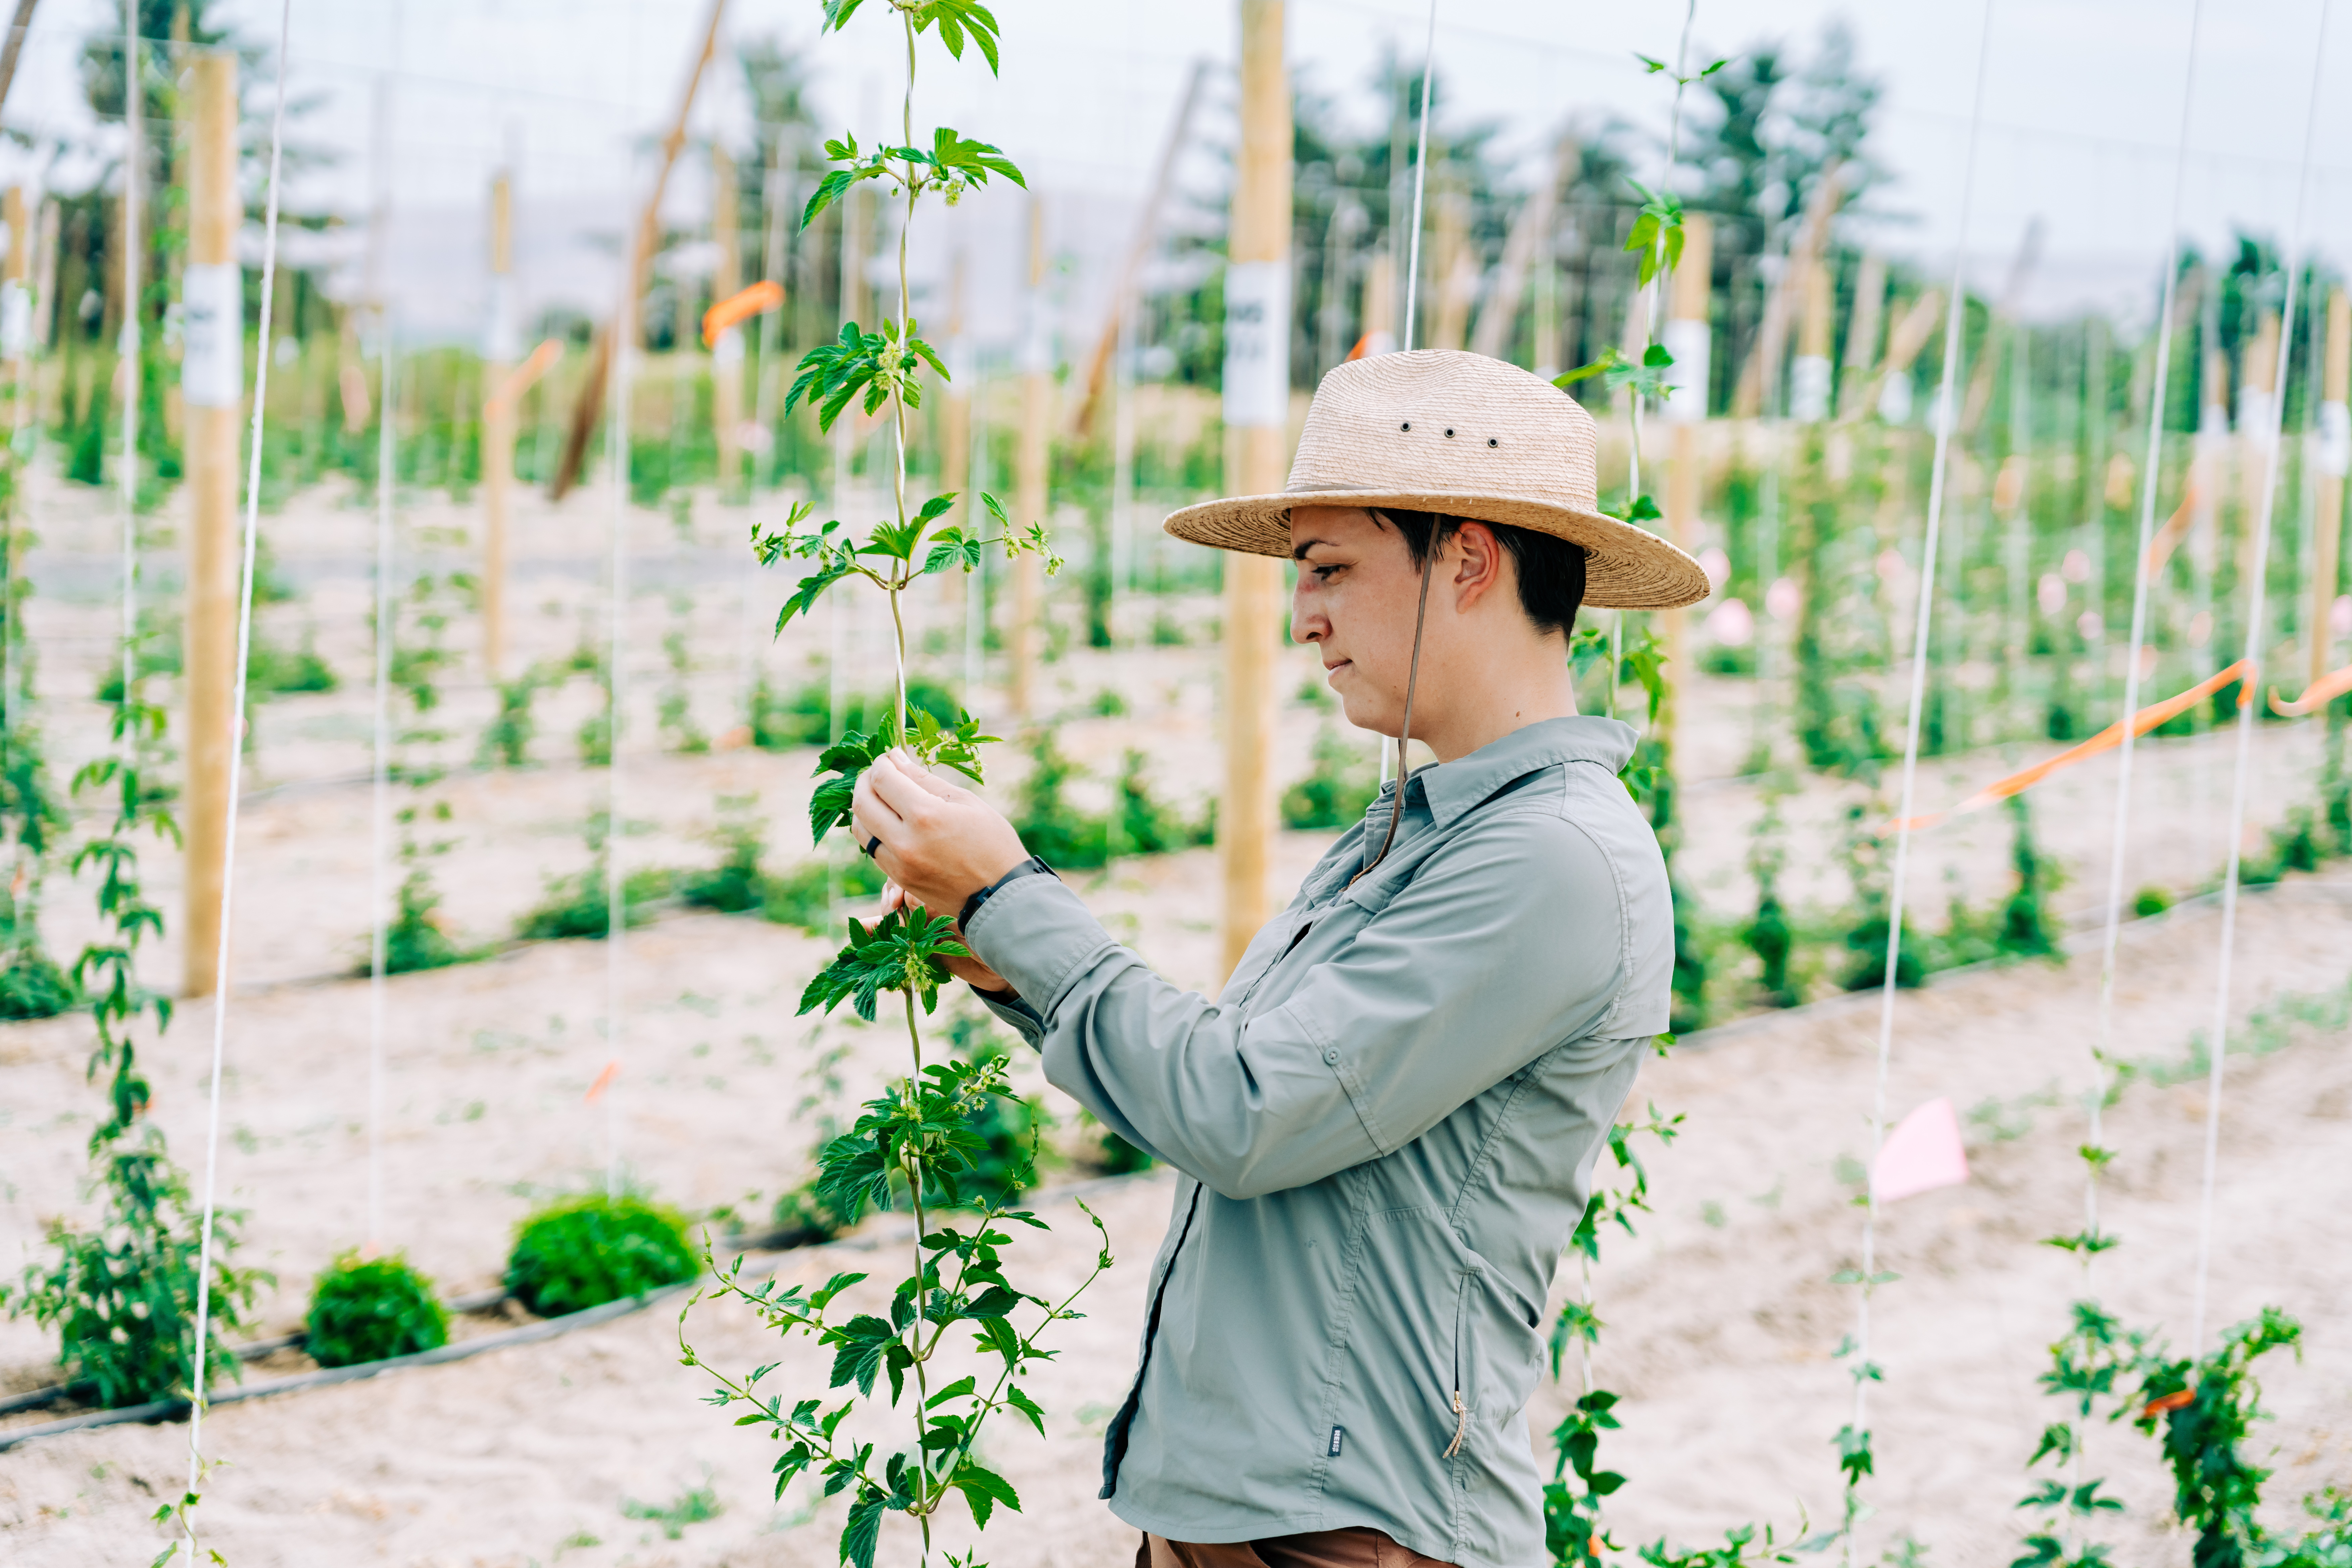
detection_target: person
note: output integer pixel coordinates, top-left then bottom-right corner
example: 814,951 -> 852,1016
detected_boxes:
849,349 -> 1709,1568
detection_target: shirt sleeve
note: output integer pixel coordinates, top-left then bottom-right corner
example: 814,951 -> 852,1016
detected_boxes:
960,805 -> 1637,1200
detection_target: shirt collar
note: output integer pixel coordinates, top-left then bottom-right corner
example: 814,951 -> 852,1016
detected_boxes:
1402,716 -> 1637,832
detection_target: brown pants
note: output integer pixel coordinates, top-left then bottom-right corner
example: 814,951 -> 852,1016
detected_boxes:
1138,1528 -> 1458,1568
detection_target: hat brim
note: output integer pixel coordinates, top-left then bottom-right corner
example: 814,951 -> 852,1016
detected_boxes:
1162,489 -> 1712,611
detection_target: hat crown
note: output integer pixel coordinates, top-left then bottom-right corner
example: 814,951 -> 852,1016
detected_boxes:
1285,350 -> 1601,513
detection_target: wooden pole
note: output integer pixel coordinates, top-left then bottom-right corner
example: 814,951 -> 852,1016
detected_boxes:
482,170 -> 515,676
1837,251 -> 1885,418
548,0 -> 728,500
2,186 -> 28,380
1468,130 -> 1573,362
1220,0 -> 1290,978
1660,213 -> 1713,766
1071,58 -> 1209,440
711,143 -> 742,495
2314,288 -> 2349,688
1011,196 -> 1048,718
181,51 -> 240,1000
1790,252 -> 1832,422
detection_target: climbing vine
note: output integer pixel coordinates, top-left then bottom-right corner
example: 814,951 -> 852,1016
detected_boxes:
677,6 -> 1094,1568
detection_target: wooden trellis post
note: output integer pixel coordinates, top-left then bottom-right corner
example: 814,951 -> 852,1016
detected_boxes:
482,169 -> 516,676
1011,196 -> 1047,718
2315,287 -> 2349,687
181,52 -> 241,1000
1220,0 -> 1290,978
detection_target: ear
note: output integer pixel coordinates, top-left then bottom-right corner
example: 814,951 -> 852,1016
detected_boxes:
1450,521 -> 1507,613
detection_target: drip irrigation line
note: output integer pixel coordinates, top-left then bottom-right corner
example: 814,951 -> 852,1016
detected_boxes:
2189,0 -> 2331,1355
2089,0 -> 2203,1286
185,0 -> 295,1539
1844,3 -> 1993,1561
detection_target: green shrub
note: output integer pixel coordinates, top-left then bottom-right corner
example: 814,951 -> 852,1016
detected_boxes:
476,668 -> 545,768
1281,723 -> 1379,831
305,1251 -> 449,1368
504,1194 -> 697,1318
759,853 -> 884,934
0,945 -> 76,1020
383,867 -> 474,973
679,796 -> 767,915
3,1147 -> 268,1408
771,1181 -> 852,1245
2133,885 -> 2174,919
248,630 -> 337,696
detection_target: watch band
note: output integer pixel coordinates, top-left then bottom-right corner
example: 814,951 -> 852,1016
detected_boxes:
958,854 -> 1057,931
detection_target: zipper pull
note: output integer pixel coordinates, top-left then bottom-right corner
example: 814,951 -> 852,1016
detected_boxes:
1442,1388 -> 1467,1458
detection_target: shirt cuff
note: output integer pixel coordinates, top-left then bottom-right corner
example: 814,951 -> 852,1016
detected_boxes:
961,873 -> 1120,1019
977,991 -> 1047,1044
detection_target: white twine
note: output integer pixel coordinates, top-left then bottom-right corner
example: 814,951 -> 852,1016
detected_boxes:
603,319 -> 633,1202
2188,0 -> 2330,1353
365,62 -> 399,1259
2089,0 -> 2203,1280
1385,0 -> 1438,789
1845,6 -> 1994,1560
186,0 -> 295,1537
118,6 -> 141,749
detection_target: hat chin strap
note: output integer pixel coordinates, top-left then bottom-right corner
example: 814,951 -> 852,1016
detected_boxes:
1351,547 -> 1437,888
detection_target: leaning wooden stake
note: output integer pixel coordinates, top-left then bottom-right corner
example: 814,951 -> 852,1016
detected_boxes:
1220,0 -> 1290,978
1660,213 -> 1713,767
2315,287 -> 2349,688
547,0 -> 727,501
482,169 -> 516,676
181,52 -> 241,1000
1011,196 -> 1048,718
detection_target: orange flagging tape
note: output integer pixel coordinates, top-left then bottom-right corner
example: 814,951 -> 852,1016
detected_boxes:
1896,658 -> 2254,832
484,339 -> 565,419
584,1059 -> 620,1103
2270,660 -> 2352,717
702,280 -> 784,347
2143,479 -> 2203,576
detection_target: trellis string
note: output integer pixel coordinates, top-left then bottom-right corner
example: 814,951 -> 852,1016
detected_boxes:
2188,0 -> 2331,1353
1842,4 -> 1995,1560
185,0 -> 295,1548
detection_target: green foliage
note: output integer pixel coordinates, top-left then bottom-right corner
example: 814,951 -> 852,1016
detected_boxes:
1011,729 -> 1210,867
513,820 -> 671,942
505,1194 -> 698,1318
383,863 -> 472,974
1281,723 -> 1378,830
622,1479 -> 724,1540
2013,1300 -> 2144,1568
1745,797 -> 1796,1007
246,627 -> 337,696
305,1251 -> 450,1368
1838,804 -> 1923,990
1995,795 -> 2063,961
476,667 -> 547,769
2133,885 -> 2174,919
4,1148 -> 267,1408
2134,1307 -> 2304,1568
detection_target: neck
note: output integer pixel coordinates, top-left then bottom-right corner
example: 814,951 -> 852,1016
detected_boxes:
1415,636 -> 1580,763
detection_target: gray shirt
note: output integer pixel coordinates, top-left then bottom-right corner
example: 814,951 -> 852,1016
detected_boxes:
964,716 -> 1671,1568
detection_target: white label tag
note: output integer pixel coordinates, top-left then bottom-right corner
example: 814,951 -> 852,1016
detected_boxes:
1222,259 -> 1291,431
484,274 -> 521,363
2319,400 -> 2350,478
1660,318 -> 1709,424
181,262 -> 244,408
1789,354 -> 1831,423
0,282 -> 28,358
1877,369 -> 1913,425
713,325 -> 743,367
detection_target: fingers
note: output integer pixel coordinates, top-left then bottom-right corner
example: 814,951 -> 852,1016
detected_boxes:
865,751 -> 950,820
887,749 -> 968,802
880,880 -> 908,914
848,767 -> 905,853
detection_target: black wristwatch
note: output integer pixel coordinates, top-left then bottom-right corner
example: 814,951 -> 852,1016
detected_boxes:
959,855 -> 1057,931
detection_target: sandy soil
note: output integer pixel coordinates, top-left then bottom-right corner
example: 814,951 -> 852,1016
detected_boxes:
2,469 -> 2348,1565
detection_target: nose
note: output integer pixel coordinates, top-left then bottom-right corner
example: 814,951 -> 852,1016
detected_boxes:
1290,577 -> 1324,646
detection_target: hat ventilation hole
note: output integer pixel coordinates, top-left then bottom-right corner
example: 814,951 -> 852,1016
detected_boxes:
1443,428 -> 1455,438
1486,438 -> 1499,448
1400,421 -> 1411,432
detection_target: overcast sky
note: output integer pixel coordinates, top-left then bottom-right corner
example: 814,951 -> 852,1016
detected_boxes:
3,0 -> 2346,340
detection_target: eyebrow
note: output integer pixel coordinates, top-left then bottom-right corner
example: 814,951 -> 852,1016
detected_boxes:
1291,535 -> 1332,561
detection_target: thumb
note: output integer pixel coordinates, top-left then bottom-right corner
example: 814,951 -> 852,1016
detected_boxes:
892,749 -> 973,803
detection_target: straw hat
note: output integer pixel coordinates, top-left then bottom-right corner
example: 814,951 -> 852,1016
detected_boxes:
1164,349 -> 1711,610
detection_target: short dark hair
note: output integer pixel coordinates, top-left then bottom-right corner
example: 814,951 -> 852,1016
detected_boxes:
1370,509 -> 1587,637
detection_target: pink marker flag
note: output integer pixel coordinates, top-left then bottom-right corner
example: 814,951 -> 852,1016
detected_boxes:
1872,1097 -> 1970,1203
